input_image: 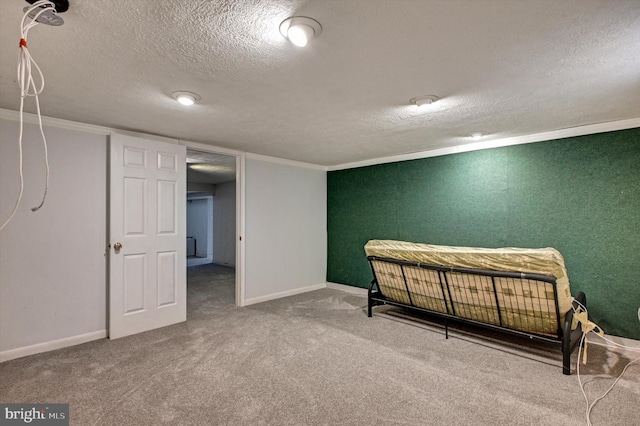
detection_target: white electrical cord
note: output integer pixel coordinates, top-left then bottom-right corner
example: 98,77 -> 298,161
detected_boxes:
0,1 -> 54,232
588,335 -> 640,353
572,302 -> 640,426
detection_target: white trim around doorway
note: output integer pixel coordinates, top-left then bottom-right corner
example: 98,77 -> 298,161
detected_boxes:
179,140 -> 246,307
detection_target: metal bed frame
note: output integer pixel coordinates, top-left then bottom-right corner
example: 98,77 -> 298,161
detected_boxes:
367,256 -> 587,375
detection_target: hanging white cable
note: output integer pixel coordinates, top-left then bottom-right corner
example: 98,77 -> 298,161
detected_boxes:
1,1 -> 55,232
0,99 -> 26,232
31,89 -> 50,212
21,1 -> 53,212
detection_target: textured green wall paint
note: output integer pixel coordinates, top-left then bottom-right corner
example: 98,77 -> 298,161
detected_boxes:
327,128 -> 640,340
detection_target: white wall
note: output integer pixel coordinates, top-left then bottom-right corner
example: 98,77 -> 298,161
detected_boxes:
186,196 -> 213,258
212,181 -> 236,267
0,118 -> 107,357
244,157 -> 327,303
0,114 -> 330,359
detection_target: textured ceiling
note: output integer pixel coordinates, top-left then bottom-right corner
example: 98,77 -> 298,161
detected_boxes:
1,0 -> 639,166
186,149 -> 236,184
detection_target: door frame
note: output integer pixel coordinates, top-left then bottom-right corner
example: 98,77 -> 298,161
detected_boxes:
180,140 -> 246,307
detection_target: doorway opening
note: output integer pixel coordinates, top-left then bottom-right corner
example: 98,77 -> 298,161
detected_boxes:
187,196 -> 213,267
186,149 -> 238,306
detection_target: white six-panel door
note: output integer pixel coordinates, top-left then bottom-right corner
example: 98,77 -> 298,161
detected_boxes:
109,134 -> 186,339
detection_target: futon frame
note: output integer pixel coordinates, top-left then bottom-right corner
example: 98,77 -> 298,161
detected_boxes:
367,256 -> 587,375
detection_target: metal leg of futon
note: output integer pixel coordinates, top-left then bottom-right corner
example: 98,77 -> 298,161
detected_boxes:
367,279 -> 375,318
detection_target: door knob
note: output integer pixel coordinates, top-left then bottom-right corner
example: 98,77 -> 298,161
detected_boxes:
113,242 -> 123,251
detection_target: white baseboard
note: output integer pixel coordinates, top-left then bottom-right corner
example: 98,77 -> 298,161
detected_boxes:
244,283 -> 327,306
0,330 -> 107,363
327,282 -> 368,295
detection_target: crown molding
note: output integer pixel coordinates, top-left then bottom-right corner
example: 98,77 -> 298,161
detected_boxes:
328,117 -> 640,171
246,152 -> 327,171
0,108 -> 112,135
4,108 -> 637,173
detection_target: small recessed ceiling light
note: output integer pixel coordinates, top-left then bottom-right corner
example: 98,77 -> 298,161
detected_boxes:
172,91 -> 201,106
470,132 -> 486,140
410,95 -> 439,107
280,16 -> 322,47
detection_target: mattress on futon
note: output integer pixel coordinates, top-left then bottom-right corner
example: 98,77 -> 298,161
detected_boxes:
365,240 -> 574,336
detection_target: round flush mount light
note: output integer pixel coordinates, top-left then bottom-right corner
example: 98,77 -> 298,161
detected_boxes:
279,16 -> 322,47
470,132 -> 486,140
410,95 -> 439,107
172,91 -> 201,106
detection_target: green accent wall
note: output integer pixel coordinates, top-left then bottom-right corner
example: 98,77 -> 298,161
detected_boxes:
327,127 -> 640,340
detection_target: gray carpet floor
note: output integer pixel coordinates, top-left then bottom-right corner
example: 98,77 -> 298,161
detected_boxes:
1,263 -> 638,425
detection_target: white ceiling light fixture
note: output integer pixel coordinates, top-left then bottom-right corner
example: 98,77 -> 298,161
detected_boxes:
410,95 -> 439,107
470,132 -> 486,140
279,16 -> 322,47
172,91 -> 201,106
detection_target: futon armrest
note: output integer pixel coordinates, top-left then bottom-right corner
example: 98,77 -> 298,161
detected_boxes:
573,291 -> 586,310
564,291 -> 587,333
368,279 -> 378,294
367,279 -> 380,317
561,291 -> 587,374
